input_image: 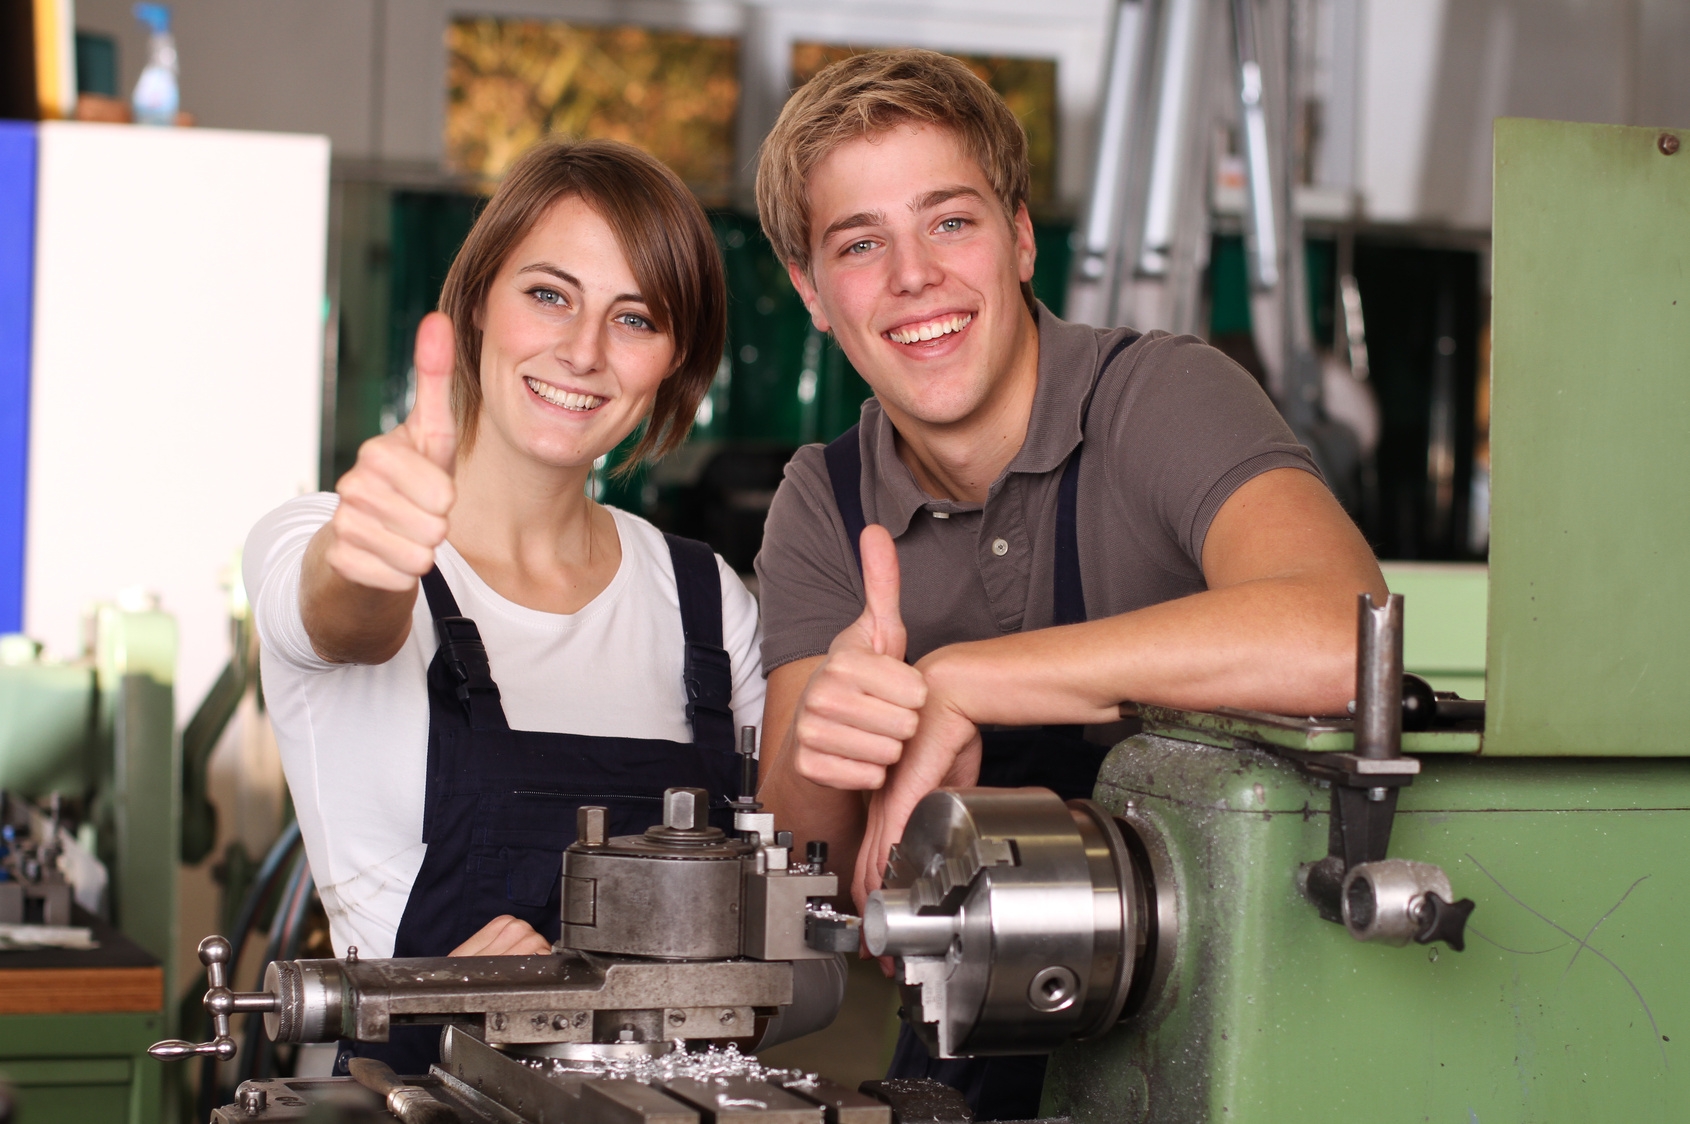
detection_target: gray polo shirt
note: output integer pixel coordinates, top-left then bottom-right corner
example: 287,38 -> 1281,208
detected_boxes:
754,304 -> 1320,674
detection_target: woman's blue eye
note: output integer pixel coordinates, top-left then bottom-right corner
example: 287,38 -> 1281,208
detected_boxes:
616,312 -> 655,331
530,287 -> 565,306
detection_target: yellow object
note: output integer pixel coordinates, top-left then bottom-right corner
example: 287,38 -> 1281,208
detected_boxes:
33,0 -> 76,119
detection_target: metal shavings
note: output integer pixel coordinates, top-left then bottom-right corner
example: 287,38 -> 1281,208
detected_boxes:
524,1042 -> 818,1087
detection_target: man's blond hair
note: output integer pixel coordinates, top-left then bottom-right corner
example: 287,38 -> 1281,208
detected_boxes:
756,49 -> 1032,280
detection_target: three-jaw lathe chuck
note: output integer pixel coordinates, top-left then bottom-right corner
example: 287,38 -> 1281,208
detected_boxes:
864,789 -> 1175,1059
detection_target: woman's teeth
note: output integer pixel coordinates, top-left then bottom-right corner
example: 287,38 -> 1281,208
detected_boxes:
525,377 -> 604,411
887,313 -> 973,345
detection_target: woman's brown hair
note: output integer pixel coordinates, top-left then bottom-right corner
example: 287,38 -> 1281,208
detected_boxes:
438,137 -> 726,467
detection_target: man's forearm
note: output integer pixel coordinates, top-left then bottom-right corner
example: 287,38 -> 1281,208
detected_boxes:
920,571 -> 1375,728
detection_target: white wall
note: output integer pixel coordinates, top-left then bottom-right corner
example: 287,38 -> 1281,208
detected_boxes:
27,122 -> 327,719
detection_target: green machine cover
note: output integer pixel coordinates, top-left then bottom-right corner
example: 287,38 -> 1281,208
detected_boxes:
1486,118 -> 1690,756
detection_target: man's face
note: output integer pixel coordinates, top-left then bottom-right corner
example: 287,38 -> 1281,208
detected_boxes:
790,123 -> 1037,430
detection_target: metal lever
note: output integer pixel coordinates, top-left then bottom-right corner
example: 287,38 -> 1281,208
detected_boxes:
148,934 -> 278,1061
348,1057 -> 458,1124
1412,892 -> 1476,951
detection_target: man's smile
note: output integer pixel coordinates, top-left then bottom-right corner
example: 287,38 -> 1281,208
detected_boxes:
884,312 -> 974,346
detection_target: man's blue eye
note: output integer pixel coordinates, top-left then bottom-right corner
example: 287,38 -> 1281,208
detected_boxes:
939,218 -> 965,232
848,240 -> 875,254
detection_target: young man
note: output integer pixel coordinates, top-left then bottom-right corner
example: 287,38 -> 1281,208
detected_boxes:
751,49 -> 1384,1113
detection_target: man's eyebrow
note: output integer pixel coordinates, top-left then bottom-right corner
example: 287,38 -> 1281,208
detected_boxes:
517,263 -> 644,304
912,186 -> 986,212
821,210 -> 886,243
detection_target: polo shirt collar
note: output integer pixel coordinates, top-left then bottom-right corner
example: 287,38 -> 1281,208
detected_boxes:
858,302 -> 1100,541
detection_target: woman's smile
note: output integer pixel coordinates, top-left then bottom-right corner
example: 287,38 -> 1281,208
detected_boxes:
522,375 -> 606,412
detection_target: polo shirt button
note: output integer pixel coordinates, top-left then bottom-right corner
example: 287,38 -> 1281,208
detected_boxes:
991,538 -> 1009,557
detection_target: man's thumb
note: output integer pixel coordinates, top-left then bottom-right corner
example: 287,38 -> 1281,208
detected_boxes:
408,312 -> 458,472
859,525 -> 905,660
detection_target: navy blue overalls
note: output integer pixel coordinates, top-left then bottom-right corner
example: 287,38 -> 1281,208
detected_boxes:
824,420 -> 1110,1121
335,534 -> 740,1077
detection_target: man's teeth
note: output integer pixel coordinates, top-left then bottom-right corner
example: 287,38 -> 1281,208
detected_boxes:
887,313 -> 973,345
525,377 -> 605,411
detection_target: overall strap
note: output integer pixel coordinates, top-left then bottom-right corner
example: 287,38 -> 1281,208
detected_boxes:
1052,451 -> 1086,626
1051,330 -> 1140,627
823,425 -> 867,572
663,534 -> 735,749
420,567 -> 509,732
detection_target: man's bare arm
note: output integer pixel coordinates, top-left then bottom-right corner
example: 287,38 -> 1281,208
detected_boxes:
917,467 -> 1382,725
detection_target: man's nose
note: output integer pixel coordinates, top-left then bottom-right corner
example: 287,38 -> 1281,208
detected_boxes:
887,235 -> 945,296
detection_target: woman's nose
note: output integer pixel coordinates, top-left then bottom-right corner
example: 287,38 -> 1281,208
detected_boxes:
552,319 -> 605,373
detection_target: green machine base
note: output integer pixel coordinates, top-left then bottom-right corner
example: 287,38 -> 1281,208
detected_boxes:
1044,729 -> 1688,1123
0,1013 -> 165,1123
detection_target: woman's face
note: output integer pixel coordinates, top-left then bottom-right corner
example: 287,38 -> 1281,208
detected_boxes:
474,195 -> 676,470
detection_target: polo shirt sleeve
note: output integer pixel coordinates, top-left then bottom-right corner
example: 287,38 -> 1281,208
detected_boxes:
1103,332 -> 1323,566
753,445 -> 866,675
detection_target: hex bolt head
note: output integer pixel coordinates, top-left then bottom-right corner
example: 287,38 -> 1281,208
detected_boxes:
663,788 -> 711,831
552,1013 -> 571,1031
577,806 -> 608,847
1660,133 -> 1681,156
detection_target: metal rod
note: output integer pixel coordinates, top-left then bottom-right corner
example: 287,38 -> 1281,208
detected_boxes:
1354,593 -> 1404,760
1138,0 -> 1203,276
1232,0 -> 1280,290
1077,0 -> 1149,282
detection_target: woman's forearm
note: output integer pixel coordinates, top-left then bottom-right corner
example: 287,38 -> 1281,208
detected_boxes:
300,523 -> 419,664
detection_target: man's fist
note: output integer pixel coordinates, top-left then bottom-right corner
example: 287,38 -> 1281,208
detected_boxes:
323,313 -> 459,592
789,526 -> 928,791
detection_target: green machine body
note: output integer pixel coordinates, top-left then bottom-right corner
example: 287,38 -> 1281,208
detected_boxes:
1034,118 -> 1690,1122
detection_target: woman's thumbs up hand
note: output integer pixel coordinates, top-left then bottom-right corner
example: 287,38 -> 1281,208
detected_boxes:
322,313 -> 460,592
787,525 -> 929,791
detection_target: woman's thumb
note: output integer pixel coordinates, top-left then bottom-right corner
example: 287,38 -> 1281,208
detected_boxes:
407,313 -> 458,472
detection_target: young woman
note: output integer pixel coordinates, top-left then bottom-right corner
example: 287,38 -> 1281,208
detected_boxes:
243,139 -> 761,1073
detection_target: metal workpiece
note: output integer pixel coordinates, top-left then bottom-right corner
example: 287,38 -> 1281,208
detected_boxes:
867,789 -> 1167,1058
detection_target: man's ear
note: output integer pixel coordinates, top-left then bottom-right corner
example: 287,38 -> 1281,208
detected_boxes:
786,260 -> 833,333
1013,202 -> 1037,285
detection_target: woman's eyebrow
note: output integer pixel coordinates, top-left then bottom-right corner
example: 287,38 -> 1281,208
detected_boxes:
517,262 -> 581,287
517,263 -> 644,305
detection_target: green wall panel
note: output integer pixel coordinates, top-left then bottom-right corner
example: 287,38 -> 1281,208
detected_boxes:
1486,118 -> 1690,756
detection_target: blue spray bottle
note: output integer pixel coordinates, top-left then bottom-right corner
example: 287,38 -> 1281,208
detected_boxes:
131,4 -> 179,126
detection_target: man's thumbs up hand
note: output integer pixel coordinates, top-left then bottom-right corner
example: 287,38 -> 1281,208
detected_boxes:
788,526 -> 929,791
322,313 -> 460,592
